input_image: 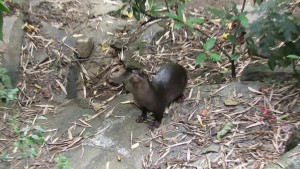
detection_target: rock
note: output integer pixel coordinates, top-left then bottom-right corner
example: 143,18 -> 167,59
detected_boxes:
89,0 -> 123,16
108,65 -> 128,85
265,145 -> 300,169
76,38 -> 94,59
285,127 -> 300,152
40,21 -> 76,47
66,63 -> 80,99
32,48 -> 49,63
240,63 -> 294,82
1,15 -> 25,87
201,144 -> 220,154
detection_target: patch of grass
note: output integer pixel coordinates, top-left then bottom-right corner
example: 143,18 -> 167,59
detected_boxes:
55,155 -> 73,169
6,112 -> 47,159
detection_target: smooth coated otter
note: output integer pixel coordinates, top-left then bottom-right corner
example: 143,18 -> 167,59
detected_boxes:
128,63 -> 188,130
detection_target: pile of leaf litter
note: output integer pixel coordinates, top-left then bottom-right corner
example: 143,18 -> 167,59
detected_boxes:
1,0 -> 299,168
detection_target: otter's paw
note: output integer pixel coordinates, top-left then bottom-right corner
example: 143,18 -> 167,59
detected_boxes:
174,94 -> 185,103
149,121 -> 161,130
136,115 -> 147,123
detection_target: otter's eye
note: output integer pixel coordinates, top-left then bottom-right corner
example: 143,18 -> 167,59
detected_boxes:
131,69 -> 140,74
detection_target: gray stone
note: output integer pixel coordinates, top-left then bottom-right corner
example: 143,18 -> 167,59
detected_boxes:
89,0 -> 123,16
240,63 -> 294,82
201,144 -> 220,154
76,38 -> 94,59
1,15 -> 24,87
40,21 -> 76,47
108,65 -> 130,85
285,128 -> 300,153
48,94 -> 149,169
32,48 -> 49,63
265,145 -> 300,169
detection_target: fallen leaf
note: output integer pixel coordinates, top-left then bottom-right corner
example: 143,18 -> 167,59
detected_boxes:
34,84 -> 42,89
125,11 -> 133,18
200,109 -> 210,116
101,43 -> 110,52
248,87 -> 264,94
131,143 -> 139,150
223,98 -> 238,106
105,107 -> 115,119
217,122 -> 234,139
220,33 -> 229,40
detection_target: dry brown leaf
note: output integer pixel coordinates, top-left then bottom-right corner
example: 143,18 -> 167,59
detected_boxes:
200,109 -> 210,116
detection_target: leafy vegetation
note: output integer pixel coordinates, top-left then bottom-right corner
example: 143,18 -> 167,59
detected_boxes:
0,68 -> 18,106
9,114 -> 46,159
117,0 -> 300,80
55,155 -> 73,169
117,0 -> 249,78
246,0 -> 300,79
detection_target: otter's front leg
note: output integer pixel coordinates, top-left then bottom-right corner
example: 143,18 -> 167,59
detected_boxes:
149,111 -> 163,130
136,107 -> 147,123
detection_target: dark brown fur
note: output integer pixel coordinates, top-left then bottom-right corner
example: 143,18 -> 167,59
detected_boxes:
128,63 -> 187,130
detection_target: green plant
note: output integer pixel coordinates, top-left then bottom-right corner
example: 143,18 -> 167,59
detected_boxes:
0,67 -> 19,106
0,0 -> 10,41
55,155 -> 73,169
10,115 -> 46,159
246,0 -> 300,78
117,0 -> 248,78
0,150 -> 11,161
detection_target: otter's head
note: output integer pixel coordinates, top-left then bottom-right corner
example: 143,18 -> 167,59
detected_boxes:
129,69 -> 148,86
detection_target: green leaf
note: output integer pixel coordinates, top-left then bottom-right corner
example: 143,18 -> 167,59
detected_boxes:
34,126 -> 46,132
1,75 -> 12,88
150,6 -> 157,16
0,12 -> 3,41
165,12 -> 181,21
31,134 -> 42,141
228,34 -> 236,44
286,54 -> 300,59
148,0 -> 153,6
208,53 -> 222,61
177,2 -> 184,21
208,7 -> 224,18
20,127 -> 30,133
230,53 -> 240,60
204,38 -> 216,51
0,67 -> 8,74
132,7 -> 140,21
186,17 -> 204,25
195,53 -> 206,65
174,22 -> 184,29
238,14 -> 249,27
0,1 -> 10,13
217,122 -> 234,139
